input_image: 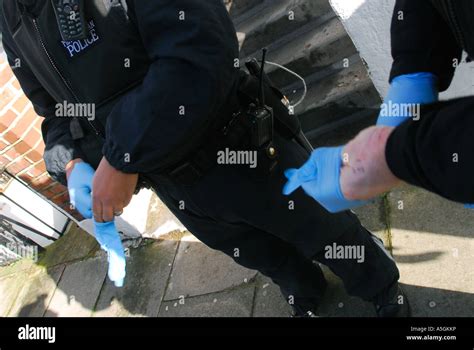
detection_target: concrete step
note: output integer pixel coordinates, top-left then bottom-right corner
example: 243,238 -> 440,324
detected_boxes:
228,0 -> 381,145
235,0 -> 333,57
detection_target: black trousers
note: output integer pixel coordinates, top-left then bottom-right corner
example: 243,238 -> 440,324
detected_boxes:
146,131 -> 400,311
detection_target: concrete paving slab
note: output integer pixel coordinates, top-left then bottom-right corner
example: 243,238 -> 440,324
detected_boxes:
93,240 -> 178,317
252,274 -> 293,317
38,224 -> 98,268
159,283 -> 255,317
144,194 -> 187,240
388,186 -> 474,317
45,256 -> 107,317
164,236 -> 257,300
8,264 -> 65,317
0,268 -> 32,316
0,259 -> 35,279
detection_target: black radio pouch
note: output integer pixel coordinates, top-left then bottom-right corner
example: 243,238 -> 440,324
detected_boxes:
238,68 -> 302,141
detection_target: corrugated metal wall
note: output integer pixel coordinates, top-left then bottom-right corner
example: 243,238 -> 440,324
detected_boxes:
227,0 -> 381,147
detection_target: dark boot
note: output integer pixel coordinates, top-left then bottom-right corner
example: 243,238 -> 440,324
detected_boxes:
375,285 -> 411,317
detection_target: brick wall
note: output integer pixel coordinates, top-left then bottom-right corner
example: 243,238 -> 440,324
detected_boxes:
0,56 -> 77,218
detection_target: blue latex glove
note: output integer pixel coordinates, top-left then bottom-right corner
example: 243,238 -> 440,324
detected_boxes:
377,72 -> 438,127
94,221 -> 126,287
283,146 -> 370,213
465,204 -> 474,209
68,162 -> 95,219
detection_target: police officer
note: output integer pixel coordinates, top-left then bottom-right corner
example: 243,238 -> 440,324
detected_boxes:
302,0 -> 474,208
1,0 -> 407,316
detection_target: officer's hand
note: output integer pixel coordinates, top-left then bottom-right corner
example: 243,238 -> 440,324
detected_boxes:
94,220 -> 126,287
377,72 -> 438,127
340,126 -> 401,200
67,159 -> 95,219
92,157 -> 138,222
283,146 -> 370,214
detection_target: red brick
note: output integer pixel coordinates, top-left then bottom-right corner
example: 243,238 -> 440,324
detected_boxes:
34,140 -> 45,154
5,148 -> 21,161
25,160 -> 47,176
50,183 -> 67,194
0,110 -> 19,130
0,139 -> 9,151
7,158 -> 31,175
24,107 -> 39,121
3,131 -> 19,145
21,128 -> 41,147
24,149 -> 43,163
13,140 -> 31,155
31,174 -> 54,190
50,192 -> 70,206
33,117 -> 44,132
12,95 -> 30,114
28,176 -> 54,191
18,172 -> 34,182
0,66 -> 13,86
0,89 -> 15,111
0,155 -> 9,167
13,113 -> 36,139
40,189 -> 55,198
11,79 -> 22,91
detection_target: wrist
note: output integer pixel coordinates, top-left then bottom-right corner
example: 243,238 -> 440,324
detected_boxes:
66,158 -> 84,180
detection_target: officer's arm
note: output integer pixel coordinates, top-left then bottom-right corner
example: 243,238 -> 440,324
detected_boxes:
2,32 -> 86,186
102,0 -> 239,174
389,0 -> 462,92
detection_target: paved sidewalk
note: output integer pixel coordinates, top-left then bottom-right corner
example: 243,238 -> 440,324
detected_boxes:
1,185 -> 473,317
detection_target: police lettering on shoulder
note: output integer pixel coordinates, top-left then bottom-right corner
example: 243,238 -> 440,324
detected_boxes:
61,20 -> 100,58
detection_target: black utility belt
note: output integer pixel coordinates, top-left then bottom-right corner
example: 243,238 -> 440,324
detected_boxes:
163,103 -> 279,186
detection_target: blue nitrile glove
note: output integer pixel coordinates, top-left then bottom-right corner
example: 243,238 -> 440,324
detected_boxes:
283,146 -> 370,213
68,162 -> 95,219
94,221 -> 126,287
377,72 -> 438,127
465,204 -> 474,209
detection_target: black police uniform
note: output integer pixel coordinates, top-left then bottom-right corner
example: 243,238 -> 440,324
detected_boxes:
1,0 -> 400,313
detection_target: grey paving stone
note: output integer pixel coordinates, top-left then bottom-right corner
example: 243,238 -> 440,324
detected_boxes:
388,186 -> 474,317
0,259 -> 35,279
38,224 -> 98,268
8,264 -> 65,317
164,236 -> 258,300
93,240 -> 178,317
159,283 -> 255,317
45,256 -> 107,317
0,269 -> 31,316
252,274 -> 292,317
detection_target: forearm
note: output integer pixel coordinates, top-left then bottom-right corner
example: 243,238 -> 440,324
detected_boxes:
385,97 -> 474,202
390,0 -> 461,91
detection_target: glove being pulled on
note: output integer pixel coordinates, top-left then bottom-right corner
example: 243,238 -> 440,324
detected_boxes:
377,72 -> 438,127
68,162 -> 95,219
94,220 -> 126,287
283,146 -> 370,213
